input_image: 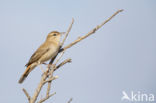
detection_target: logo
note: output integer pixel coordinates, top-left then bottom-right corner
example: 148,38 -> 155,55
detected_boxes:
121,91 -> 155,102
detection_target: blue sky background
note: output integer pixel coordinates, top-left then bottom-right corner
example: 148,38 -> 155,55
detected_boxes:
0,0 -> 155,103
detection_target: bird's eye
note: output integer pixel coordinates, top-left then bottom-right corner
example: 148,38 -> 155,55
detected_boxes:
53,34 -> 57,36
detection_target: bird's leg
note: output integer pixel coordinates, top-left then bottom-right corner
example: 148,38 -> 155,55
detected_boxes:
41,62 -> 54,70
42,62 -> 49,71
39,62 -> 54,76
46,64 -> 56,77
39,64 -> 46,74
37,61 -> 46,74
41,62 -> 51,73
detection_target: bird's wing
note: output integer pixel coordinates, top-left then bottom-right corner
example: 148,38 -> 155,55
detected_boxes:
25,43 -> 50,67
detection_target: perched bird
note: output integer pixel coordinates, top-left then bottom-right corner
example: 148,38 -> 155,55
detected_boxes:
18,31 -> 64,84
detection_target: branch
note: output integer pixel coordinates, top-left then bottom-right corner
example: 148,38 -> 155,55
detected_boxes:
53,51 -> 65,67
43,76 -> 58,84
30,72 -> 48,103
37,92 -> 56,103
67,98 -> 73,103
22,88 -> 31,101
60,9 -> 123,52
40,58 -> 72,103
60,18 -> 74,46
55,58 -> 72,71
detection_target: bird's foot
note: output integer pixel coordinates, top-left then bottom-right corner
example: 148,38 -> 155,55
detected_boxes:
39,64 -> 47,74
40,64 -> 56,76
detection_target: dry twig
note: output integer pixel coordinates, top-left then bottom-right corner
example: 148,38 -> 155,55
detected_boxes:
61,18 -> 74,46
67,98 -> 73,103
37,92 -> 56,103
60,9 -> 123,52
23,88 -> 31,101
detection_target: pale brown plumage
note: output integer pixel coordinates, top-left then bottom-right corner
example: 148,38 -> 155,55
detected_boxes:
18,31 -> 63,84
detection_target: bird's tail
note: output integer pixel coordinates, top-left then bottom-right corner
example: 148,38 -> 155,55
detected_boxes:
18,65 -> 32,84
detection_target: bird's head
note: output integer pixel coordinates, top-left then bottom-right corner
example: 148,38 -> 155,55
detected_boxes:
46,31 -> 65,42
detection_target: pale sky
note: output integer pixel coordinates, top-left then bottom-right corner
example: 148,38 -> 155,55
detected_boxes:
0,0 -> 155,103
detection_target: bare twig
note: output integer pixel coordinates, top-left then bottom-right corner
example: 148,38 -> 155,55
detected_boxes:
36,58 -> 71,103
55,58 -> 72,71
53,51 -> 65,67
67,98 -> 73,103
61,9 -> 123,52
22,88 -> 31,101
37,92 -> 56,103
43,76 -> 58,84
45,58 -> 71,99
45,69 -> 54,97
46,58 -> 72,93
61,18 -> 74,46
46,82 -> 51,98
30,72 -> 48,103
45,54 -> 63,97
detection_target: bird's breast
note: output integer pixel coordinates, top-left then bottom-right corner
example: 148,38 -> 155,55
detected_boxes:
39,44 -> 60,63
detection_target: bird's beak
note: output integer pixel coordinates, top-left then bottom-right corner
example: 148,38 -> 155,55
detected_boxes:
60,32 -> 66,35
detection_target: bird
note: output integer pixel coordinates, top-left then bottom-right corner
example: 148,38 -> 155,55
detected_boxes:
18,31 -> 64,84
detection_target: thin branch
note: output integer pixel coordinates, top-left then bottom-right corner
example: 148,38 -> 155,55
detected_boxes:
36,57 -> 71,103
44,58 -> 72,99
37,92 -> 56,103
45,47 -> 65,98
22,88 -> 31,101
45,58 -> 71,100
60,9 -> 123,52
46,82 -> 51,97
45,68 -> 56,98
44,52 -> 67,101
53,51 -> 65,67
44,76 -> 58,84
45,76 -> 56,98
30,72 -> 48,103
67,98 -> 73,103
60,18 -> 74,46
55,58 -> 72,71
45,58 -> 72,90
45,69 -> 54,97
